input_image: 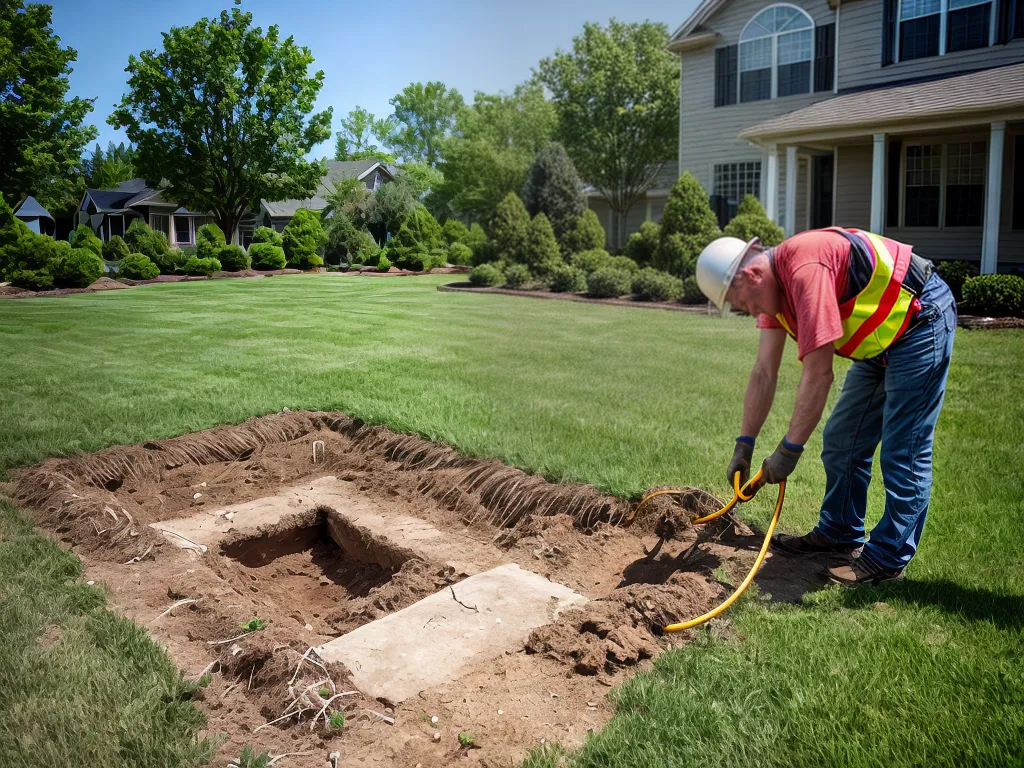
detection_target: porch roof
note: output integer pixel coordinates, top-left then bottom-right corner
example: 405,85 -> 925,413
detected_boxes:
739,63 -> 1024,145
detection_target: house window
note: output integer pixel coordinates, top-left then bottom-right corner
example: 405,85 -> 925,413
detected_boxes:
239,227 -> 255,249
109,215 -> 124,239
714,162 -> 762,205
151,214 -> 169,237
945,141 -> 986,226
895,0 -> 992,62
174,216 -> 193,245
739,5 -> 813,103
904,144 -> 942,227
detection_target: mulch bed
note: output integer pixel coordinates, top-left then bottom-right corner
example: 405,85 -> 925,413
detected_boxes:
957,315 -> 1024,330
329,266 -> 471,278
438,281 -> 716,314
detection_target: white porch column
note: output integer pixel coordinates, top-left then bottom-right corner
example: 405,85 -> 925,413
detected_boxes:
870,133 -> 886,234
982,121 -> 1006,275
785,146 -> 798,236
765,145 -> 780,224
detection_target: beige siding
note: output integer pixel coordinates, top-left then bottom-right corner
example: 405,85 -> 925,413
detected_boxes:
834,144 -> 873,230
678,0 -> 835,200
838,0 -> 1024,92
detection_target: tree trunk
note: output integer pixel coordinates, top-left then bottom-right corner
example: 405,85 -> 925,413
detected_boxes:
219,211 -> 240,245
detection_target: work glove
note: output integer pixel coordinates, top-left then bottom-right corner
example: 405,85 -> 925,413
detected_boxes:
727,439 -> 754,489
756,439 -> 803,487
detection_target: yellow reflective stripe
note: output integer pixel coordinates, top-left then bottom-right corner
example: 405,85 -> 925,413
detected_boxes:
845,287 -> 916,359
836,231 -> 896,357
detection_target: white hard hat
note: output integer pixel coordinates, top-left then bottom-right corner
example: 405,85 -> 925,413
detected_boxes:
696,236 -> 760,311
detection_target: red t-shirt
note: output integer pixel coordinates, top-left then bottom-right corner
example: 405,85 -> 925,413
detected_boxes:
756,229 -> 851,361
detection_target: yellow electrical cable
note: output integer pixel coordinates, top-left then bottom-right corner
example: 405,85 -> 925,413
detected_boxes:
626,469 -> 785,633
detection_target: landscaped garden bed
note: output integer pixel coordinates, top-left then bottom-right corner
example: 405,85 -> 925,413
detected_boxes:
439,280 -> 714,314
5,410 -> 822,766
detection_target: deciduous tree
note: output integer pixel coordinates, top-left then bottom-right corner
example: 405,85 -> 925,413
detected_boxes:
334,106 -> 396,164
387,81 -> 464,167
0,0 -> 97,212
537,20 -> 678,247
109,9 -> 332,243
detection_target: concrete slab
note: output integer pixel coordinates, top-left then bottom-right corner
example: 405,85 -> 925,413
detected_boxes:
149,476 -> 503,573
316,564 -> 587,703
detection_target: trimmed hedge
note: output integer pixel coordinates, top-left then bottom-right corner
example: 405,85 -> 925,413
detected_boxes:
549,264 -> 587,293
609,255 -> 639,274
962,274 -> 1024,317
183,256 -> 222,276
682,276 -> 705,305
570,249 -> 612,274
469,262 -> 504,287
623,221 -> 660,267
196,222 -> 226,261
102,235 -> 131,261
586,268 -> 632,298
249,243 -> 287,270
564,209 -> 606,254
377,254 -> 392,272
935,260 -> 979,303
448,242 -> 473,266
632,268 -> 683,302
282,210 -> 326,269
51,247 -> 104,288
218,244 -> 250,272
252,226 -> 283,246
118,252 -> 159,280
125,219 -> 172,267
70,224 -> 103,257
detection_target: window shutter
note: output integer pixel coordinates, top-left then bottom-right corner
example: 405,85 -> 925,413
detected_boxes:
882,0 -> 897,65
886,138 -> 902,229
715,45 -> 738,107
814,23 -> 835,92
997,0 -> 1013,43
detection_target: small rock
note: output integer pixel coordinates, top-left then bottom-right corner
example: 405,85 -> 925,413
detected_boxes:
192,492 -> 202,500
86,580 -> 95,586
400,652 -> 407,657
318,576 -> 331,586
430,715 -> 438,724
199,482 -> 207,488
497,710 -> 503,716
304,623 -> 313,631
495,617 -> 502,624
432,732 -> 441,742
225,512 -> 234,522
282,407 -> 291,413
587,702 -> 597,707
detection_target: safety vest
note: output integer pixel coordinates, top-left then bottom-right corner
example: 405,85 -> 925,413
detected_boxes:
774,228 -> 920,360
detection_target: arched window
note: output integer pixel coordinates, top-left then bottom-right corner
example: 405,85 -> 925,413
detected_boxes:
739,5 -> 814,102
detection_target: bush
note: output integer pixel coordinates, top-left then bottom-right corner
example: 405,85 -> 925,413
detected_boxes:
442,218 -> 471,246
503,263 -> 532,289
51,247 -> 104,288
218,244 -> 250,271
376,254 -> 392,272
564,209 -> 606,254
609,255 -> 639,273
282,210 -> 326,269
124,219 -> 171,265
70,224 -> 103,257
655,172 -> 720,278
117,252 -> 159,280
623,221 -> 660,267
448,242 -> 473,266
632,268 -> 683,302
490,193 -> 530,262
962,274 -> 1024,317
10,268 -> 54,290
935,260 -> 979,303
102,235 -> 131,261
387,206 -> 446,270
248,243 -> 287,270
196,222 -> 226,261
182,256 -> 221,276
520,142 -> 586,248
549,264 -> 587,293
586,268 -> 632,298
682,276 -> 706,305
465,223 -> 488,252
570,249 -> 612,274
722,196 -> 784,248
523,213 -> 562,276
469,262 -> 505,287
252,226 -> 283,246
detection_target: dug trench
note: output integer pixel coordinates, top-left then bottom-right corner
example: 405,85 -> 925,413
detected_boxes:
6,411 -> 828,767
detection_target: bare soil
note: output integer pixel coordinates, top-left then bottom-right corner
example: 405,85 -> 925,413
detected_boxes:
6,411 -> 828,767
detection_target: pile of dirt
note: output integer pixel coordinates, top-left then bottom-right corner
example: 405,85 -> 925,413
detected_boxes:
89,276 -> 130,291
7,409 -> 795,767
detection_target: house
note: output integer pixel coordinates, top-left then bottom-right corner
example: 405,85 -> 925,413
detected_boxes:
13,196 -> 56,237
76,159 -> 394,249
586,162 -> 679,249
669,0 -> 1024,273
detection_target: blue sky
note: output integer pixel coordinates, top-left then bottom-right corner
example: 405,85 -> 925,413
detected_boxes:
48,0 -> 698,159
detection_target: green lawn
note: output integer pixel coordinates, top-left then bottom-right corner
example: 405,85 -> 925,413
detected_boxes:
1,275 -> 1022,767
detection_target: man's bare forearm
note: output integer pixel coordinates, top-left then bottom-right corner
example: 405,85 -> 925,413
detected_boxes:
741,363 -> 778,438
786,345 -> 835,444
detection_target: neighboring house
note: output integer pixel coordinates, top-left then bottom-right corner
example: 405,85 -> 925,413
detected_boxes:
586,162 -> 679,249
75,158 -> 393,250
669,0 -> 1024,272
13,196 -> 55,237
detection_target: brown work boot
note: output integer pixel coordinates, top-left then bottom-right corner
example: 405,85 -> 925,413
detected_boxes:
771,528 -> 863,557
827,558 -> 904,587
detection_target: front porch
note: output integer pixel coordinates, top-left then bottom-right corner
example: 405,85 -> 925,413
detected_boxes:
741,63 -> 1024,273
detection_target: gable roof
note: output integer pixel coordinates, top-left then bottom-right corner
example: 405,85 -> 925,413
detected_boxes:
668,0 -> 728,45
262,159 -> 393,219
13,196 -> 53,221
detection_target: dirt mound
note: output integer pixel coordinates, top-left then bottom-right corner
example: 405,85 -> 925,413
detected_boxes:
88,277 -> 129,291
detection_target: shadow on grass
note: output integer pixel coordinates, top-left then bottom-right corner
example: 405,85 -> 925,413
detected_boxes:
836,578 -> 1024,630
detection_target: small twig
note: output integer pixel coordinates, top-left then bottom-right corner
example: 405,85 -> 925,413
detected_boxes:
450,586 -> 478,612
220,682 -> 239,699
310,693 -> 347,731
269,753 -> 313,766
363,708 -> 396,725
254,708 -> 303,733
158,528 -> 208,552
207,630 -> 253,646
150,598 -> 198,625
122,543 -> 154,566
248,664 -> 256,690
193,659 -> 219,682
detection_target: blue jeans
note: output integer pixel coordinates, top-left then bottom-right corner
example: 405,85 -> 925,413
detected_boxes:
815,273 -> 956,571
